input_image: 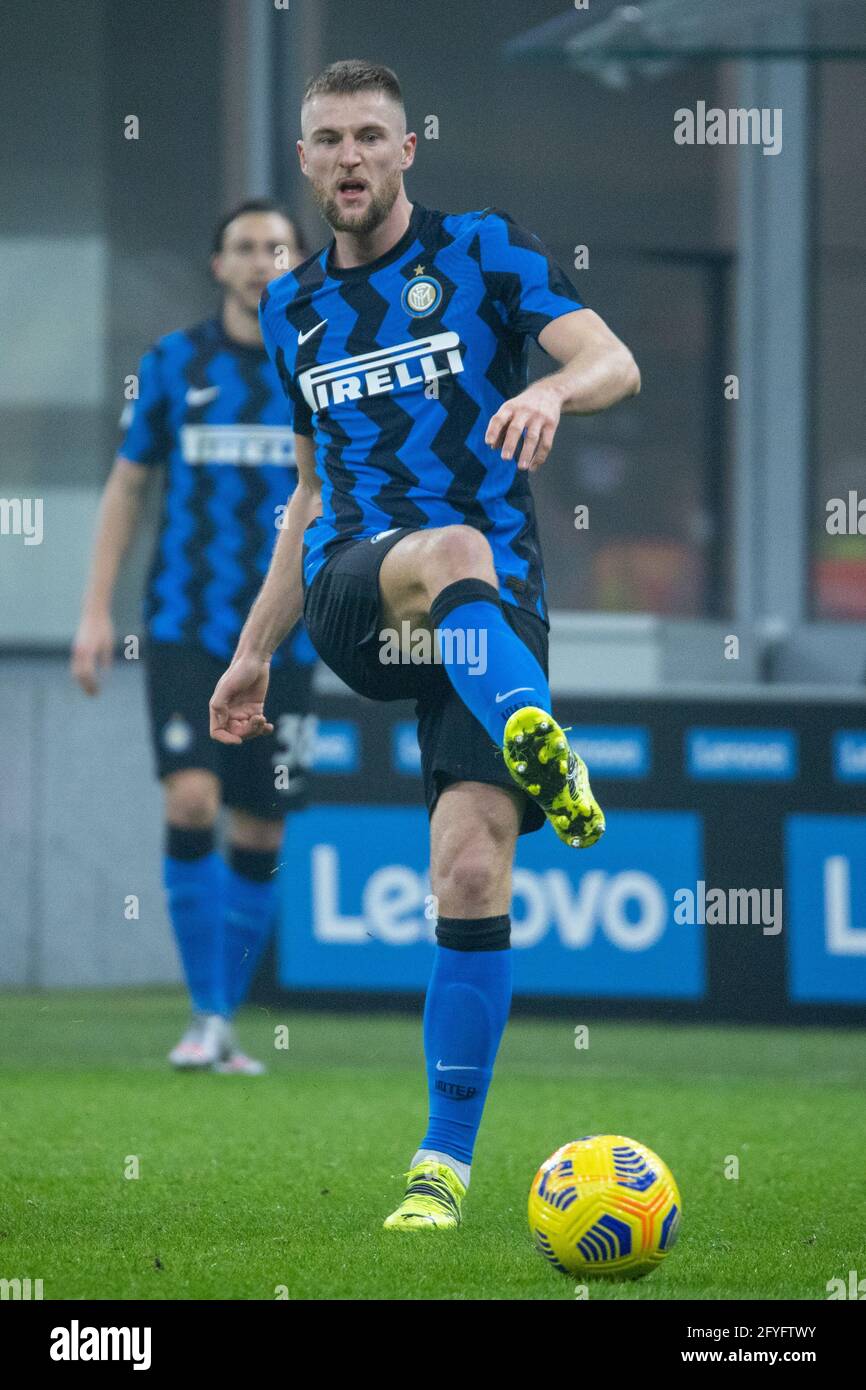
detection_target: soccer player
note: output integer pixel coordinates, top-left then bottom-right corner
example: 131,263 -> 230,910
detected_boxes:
72,200 -> 317,1075
210,63 -> 640,1219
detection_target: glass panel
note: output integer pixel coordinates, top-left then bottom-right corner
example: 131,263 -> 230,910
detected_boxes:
811,62 -> 866,621
506,0 -> 866,67
534,252 -> 731,616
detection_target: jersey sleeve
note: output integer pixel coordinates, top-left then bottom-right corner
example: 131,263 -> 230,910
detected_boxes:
259,288 -> 314,437
477,209 -> 584,343
118,344 -> 171,465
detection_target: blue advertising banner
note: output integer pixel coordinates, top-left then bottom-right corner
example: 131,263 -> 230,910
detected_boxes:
833,731 -> 866,783
785,815 -> 866,1003
265,692 -> 866,1021
278,806 -> 704,999
311,720 -> 360,774
686,727 -> 798,781
388,721 -> 651,779
567,726 -> 651,779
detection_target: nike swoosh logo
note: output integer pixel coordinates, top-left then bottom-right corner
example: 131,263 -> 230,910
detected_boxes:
436,1060 -> 481,1072
298,320 -> 327,346
186,386 -> 220,406
495,687 -> 533,704
370,528 -> 399,544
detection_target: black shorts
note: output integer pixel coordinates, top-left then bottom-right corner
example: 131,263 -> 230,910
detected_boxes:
145,641 -> 316,818
303,528 -> 548,835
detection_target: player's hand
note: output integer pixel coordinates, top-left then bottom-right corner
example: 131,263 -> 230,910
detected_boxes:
485,382 -> 563,472
71,612 -> 115,695
209,655 -> 274,744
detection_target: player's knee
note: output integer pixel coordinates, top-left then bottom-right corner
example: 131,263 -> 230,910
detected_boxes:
163,772 -> 220,829
436,842 -> 502,908
420,525 -> 496,594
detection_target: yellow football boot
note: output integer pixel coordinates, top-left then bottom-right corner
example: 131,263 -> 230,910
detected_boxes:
503,706 -> 605,849
383,1161 -> 466,1230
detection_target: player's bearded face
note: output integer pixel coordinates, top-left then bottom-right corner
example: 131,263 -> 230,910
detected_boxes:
301,94 -> 409,236
311,163 -> 403,235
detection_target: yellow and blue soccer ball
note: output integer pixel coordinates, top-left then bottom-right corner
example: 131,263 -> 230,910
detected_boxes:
528,1135 -> 682,1280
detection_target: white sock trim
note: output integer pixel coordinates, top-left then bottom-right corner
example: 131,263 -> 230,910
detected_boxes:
412,1149 -> 471,1189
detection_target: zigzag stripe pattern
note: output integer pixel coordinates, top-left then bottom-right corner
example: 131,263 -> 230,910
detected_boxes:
576,1213 -> 632,1263
122,319 -> 305,667
533,1229 -> 570,1275
261,204 -> 585,626
612,1145 -> 658,1192
538,1159 -> 578,1211
660,1203 -> 681,1251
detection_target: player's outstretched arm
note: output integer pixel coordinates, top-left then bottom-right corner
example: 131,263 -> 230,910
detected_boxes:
538,308 -> 640,416
486,309 -> 640,473
209,434 -> 321,745
71,457 -> 151,695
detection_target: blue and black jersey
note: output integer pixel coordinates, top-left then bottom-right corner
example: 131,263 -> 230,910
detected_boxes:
260,203 -> 585,626
120,317 -> 316,668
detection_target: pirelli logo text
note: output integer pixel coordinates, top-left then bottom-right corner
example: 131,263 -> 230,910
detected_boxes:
298,332 -> 464,411
180,425 -> 297,467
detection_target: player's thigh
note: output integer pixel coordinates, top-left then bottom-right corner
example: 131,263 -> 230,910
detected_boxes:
429,780 -> 521,917
302,532 -> 424,701
378,524 -> 497,629
227,809 -> 285,853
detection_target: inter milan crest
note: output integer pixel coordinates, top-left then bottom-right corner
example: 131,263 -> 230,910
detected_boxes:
401,270 -> 443,318
162,714 -> 193,754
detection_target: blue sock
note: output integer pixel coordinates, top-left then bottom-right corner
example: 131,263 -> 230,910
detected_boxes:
163,827 -> 225,1016
428,580 -> 550,746
419,916 -> 513,1167
223,847 -> 279,1017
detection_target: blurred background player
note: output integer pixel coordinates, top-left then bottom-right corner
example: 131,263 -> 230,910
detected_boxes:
209,63 -> 638,1218
71,200 -> 317,1074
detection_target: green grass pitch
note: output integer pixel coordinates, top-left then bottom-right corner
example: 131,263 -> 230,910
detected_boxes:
1,990 -> 862,1300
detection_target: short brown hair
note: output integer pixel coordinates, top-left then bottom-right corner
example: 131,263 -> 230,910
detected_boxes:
303,59 -> 403,113
212,198 -> 304,256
